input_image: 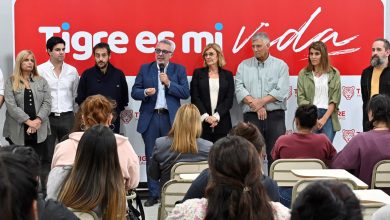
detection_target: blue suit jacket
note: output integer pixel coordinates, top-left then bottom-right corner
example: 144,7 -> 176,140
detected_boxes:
131,61 -> 190,134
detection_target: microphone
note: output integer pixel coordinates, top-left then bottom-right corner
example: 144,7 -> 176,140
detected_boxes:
158,63 -> 165,86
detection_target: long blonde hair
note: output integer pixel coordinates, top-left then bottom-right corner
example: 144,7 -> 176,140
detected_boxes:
12,50 -> 39,91
168,104 -> 202,154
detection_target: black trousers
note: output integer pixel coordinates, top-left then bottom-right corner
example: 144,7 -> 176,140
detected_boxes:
244,110 -> 286,171
46,112 -> 75,163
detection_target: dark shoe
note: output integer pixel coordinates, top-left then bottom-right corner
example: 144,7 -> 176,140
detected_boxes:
144,197 -> 158,207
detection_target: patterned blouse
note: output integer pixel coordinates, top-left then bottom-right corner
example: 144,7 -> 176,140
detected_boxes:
166,198 -> 291,220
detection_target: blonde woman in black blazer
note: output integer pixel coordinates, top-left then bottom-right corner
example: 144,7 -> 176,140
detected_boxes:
190,43 -> 234,142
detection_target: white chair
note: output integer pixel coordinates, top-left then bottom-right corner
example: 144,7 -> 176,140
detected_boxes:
158,179 -> 193,220
269,159 -> 327,187
170,161 -> 208,180
291,177 -> 358,207
371,160 -> 390,189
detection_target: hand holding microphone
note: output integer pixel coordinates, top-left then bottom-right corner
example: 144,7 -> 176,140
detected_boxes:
159,63 -> 170,86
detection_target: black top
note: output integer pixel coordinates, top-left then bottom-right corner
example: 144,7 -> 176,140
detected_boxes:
182,168 -> 280,202
76,63 -> 129,112
24,88 -> 37,145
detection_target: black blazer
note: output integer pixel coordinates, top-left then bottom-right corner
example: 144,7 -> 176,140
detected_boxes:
361,65 -> 390,131
190,67 -> 234,135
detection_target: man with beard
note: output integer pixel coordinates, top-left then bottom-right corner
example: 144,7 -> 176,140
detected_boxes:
76,42 -> 129,133
361,38 -> 390,131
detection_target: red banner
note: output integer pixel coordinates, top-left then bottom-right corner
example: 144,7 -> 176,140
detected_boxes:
14,0 -> 384,75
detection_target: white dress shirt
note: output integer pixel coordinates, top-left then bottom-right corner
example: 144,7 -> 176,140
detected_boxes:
313,72 -> 329,109
37,60 -> 79,113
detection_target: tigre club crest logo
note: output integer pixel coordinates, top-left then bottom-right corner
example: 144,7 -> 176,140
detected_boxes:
342,86 -> 355,100
342,129 -> 355,143
120,109 -> 133,124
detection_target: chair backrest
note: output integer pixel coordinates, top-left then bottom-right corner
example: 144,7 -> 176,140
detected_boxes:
371,160 -> 390,189
361,202 -> 386,220
158,179 -> 193,220
269,159 -> 327,187
291,177 -> 358,207
170,161 -> 208,180
68,208 -> 100,220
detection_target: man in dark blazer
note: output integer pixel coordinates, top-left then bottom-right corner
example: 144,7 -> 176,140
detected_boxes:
361,38 -> 390,131
131,39 -> 190,206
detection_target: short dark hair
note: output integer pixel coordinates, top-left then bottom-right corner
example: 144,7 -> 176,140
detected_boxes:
46,36 -> 66,51
367,94 -> 390,130
0,153 -> 38,220
93,42 -> 111,56
291,180 -> 362,220
0,145 -> 40,177
295,104 -> 318,129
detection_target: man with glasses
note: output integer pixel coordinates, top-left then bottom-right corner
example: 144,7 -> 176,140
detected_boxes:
131,39 -> 190,206
76,42 -> 129,133
235,32 -> 289,171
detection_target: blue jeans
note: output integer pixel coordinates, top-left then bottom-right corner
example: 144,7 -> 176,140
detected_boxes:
316,108 -> 336,142
279,187 -> 292,208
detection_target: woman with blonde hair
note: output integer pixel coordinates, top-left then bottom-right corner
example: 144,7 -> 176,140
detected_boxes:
57,125 -> 126,219
148,104 -> 213,199
48,94 -> 139,200
3,50 -> 51,195
190,43 -> 234,142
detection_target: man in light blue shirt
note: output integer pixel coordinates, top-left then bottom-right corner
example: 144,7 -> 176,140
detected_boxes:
235,32 -> 289,170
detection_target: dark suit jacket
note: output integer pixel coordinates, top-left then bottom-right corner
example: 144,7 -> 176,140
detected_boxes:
190,67 -> 234,136
131,61 -> 190,134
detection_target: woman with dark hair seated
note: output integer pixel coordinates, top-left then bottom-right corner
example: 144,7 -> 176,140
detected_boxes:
291,180 -> 362,220
0,146 -> 78,220
183,121 -> 280,202
272,104 -> 337,208
52,125 -> 127,219
332,94 -> 390,194
0,153 -> 39,220
167,136 -> 290,220
272,104 -> 336,166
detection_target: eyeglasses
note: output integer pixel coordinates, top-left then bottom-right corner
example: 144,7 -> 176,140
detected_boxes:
155,48 -> 172,55
203,52 -> 215,58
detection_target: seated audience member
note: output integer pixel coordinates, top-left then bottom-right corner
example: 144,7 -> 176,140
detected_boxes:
1,146 -> 78,220
167,136 -> 290,220
148,104 -> 213,190
272,104 -> 337,165
51,94 -> 139,189
183,121 -> 280,202
0,153 -> 39,220
272,104 -> 337,208
52,125 -> 126,219
372,205 -> 390,220
291,180 -> 362,220
332,94 -> 390,194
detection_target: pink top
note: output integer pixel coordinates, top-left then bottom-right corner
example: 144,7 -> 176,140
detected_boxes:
167,198 -> 291,220
51,132 -> 140,189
